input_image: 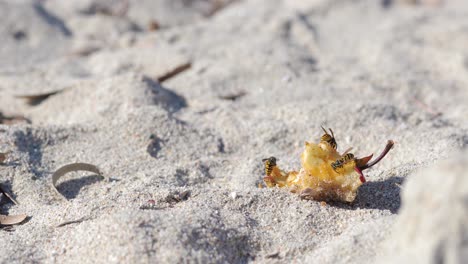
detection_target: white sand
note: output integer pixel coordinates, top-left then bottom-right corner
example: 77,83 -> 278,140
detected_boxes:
1,0 -> 467,263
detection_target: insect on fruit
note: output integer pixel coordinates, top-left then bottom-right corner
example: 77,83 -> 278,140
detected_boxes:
331,153 -> 355,173
261,127 -> 394,202
320,126 -> 337,149
262,156 -> 289,188
262,156 -> 277,176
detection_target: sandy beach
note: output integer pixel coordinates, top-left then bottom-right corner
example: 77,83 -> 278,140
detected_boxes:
1,0 -> 467,263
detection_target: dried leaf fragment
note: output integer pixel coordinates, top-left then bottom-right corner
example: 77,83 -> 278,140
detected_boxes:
165,190 -> 191,204
147,20 -> 160,31
15,90 -> 61,106
0,112 -> 30,125
52,163 -> 104,200
0,214 -> 27,226
218,91 -> 246,101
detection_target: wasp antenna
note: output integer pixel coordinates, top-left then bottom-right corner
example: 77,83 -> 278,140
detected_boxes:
329,128 -> 335,138
321,125 -> 328,134
342,147 -> 353,155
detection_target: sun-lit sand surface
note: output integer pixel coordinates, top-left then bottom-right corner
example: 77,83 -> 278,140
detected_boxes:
1,0 -> 467,263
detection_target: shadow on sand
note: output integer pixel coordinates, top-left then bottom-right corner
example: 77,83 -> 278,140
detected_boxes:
331,176 -> 404,214
56,174 -> 104,200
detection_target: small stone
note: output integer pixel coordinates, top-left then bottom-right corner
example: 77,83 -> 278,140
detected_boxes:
230,192 -> 237,200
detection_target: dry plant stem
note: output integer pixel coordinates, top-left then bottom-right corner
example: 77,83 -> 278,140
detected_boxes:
157,62 -> 192,83
67,46 -> 101,57
56,217 -> 89,228
359,140 -> 394,170
205,0 -> 239,17
218,91 -> 246,101
0,184 -> 19,205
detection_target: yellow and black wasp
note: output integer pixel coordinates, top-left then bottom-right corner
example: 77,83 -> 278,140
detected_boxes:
331,153 -> 355,173
320,126 -> 337,150
262,156 -> 277,176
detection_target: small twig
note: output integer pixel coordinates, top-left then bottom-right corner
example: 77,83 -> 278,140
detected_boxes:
218,91 -> 246,101
157,62 -> 192,83
56,217 -> 89,228
265,252 -> 280,259
66,46 -> 101,58
0,183 -> 19,205
205,0 -> 239,17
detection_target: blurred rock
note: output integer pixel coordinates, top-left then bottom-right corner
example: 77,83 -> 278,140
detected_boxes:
381,151 -> 468,263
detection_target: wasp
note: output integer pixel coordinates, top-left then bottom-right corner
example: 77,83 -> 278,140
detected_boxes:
262,156 -> 277,176
320,126 -> 337,149
331,153 -> 355,172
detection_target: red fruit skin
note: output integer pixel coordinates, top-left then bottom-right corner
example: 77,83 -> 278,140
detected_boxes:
355,167 -> 366,183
